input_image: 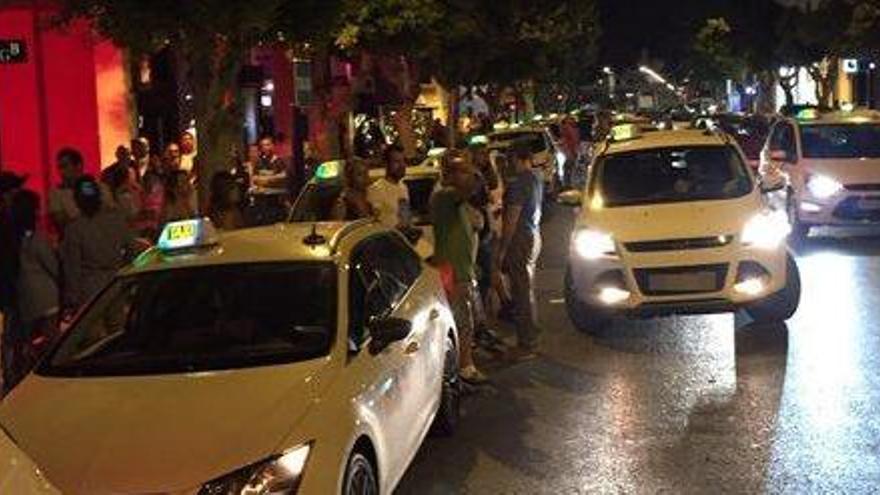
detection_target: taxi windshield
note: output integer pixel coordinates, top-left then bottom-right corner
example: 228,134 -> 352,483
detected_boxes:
800,124 -> 880,159
41,263 -> 336,377
290,178 -> 437,225
597,145 -> 753,207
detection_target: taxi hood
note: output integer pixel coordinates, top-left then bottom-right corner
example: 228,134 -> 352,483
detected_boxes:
802,157 -> 880,186
581,192 -> 762,242
0,358 -> 333,494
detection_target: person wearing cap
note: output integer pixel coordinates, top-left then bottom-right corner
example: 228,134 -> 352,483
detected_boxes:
61,176 -> 133,310
494,139 -> 544,360
431,150 -> 487,384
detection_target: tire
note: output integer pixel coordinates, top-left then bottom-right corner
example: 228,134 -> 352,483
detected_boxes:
342,451 -> 379,495
787,192 -> 810,244
746,255 -> 801,323
430,334 -> 460,437
564,268 -> 612,334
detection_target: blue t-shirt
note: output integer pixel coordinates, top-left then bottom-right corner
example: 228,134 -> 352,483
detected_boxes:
504,169 -> 543,234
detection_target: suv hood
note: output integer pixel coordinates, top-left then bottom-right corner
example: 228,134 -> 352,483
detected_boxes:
580,193 -> 762,242
802,158 -> 880,186
0,358 -> 333,494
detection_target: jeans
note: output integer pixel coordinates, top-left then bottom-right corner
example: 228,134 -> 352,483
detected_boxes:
504,231 -> 542,348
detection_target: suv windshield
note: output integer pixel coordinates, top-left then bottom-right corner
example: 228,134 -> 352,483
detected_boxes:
597,146 -> 753,207
800,124 -> 880,159
41,263 -> 336,377
489,131 -> 547,153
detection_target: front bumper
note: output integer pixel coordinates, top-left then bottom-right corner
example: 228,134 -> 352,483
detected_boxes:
567,239 -> 789,316
796,187 -> 880,226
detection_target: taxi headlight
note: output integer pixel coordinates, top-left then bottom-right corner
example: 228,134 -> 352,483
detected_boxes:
741,211 -> 791,249
806,175 -> 842,199
573,229 -> 617,259
199,443 -> 311,495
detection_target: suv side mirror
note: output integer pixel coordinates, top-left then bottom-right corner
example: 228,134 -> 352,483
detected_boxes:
368,317 -> 412,354
557,189 -> 584,207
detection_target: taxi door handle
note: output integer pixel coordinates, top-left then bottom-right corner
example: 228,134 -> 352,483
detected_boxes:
405,341 -> 420,354
429,309 -> 440,321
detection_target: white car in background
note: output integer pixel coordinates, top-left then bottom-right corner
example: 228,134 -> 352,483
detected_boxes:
563,127 -> 800,332
488,126 -> 561,196
760,108 -> 880,241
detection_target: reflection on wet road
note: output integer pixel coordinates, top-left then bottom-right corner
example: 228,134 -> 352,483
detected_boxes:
398,210 -> 880,494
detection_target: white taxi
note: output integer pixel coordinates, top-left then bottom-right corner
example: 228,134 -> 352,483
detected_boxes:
0,427 -> 60,494
562,127 -> 801,332
760,108 -> 880,240
0,218 -> 460,494
488,125 -> 561,196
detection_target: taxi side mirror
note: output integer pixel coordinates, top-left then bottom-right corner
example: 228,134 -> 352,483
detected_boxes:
368,317 -> 412,354
557,189 -> 583,207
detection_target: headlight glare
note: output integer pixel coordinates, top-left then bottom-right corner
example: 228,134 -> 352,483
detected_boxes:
573,229 -> 617,259
200,443 -> 311,495
806,175 -> 842,199
741,211 -> 790,249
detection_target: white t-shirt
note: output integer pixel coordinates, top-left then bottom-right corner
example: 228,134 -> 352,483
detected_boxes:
367,178 -> 409,228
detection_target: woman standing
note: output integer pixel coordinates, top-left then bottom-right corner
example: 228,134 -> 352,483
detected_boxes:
61,176 -> 133,310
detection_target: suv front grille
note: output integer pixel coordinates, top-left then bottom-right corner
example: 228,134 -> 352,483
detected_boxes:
624,235 -> 733,253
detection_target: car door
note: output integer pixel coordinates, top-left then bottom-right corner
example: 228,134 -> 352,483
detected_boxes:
345,233 -> 437,484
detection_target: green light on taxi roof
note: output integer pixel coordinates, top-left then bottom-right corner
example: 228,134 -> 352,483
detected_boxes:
797,108 -> 820,121
158,218 -> 218,251
469,135 -> 489,145
315,160 -> 341,180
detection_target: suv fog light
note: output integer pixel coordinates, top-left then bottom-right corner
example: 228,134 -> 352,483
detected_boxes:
734,278 -> 766,296
597,286 -> 631,305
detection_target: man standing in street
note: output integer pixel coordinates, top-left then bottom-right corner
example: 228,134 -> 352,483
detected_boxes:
179,131 -> 198,173
495,140 -> 544,360
367,144 -> 410,229
431,151 -> 486,384
248,134 -> 289,225
48,148 -> 115,235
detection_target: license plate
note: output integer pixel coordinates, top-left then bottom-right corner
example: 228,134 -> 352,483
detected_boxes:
648,271 -> 717,292
858,198 -> 880,210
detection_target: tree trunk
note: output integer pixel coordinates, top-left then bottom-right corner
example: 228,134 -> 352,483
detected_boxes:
756,70 -> 776,114
779,71 -> 798,109
188,35 -> 245,211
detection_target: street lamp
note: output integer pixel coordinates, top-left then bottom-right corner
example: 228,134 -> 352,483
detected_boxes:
639,65 -> 667,85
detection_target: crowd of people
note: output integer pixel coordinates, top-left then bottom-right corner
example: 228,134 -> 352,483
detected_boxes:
0,130 -> 302,392
0,125 -> 547,393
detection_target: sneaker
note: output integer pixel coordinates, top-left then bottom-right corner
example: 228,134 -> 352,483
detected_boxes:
460,365 -> 489,385
475,326 -> 507,351
506,345 -> 538,362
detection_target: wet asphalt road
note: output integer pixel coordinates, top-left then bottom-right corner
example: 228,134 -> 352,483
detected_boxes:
398,206 -> 880,494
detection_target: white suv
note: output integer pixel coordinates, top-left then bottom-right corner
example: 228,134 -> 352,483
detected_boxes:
760,108 -> 880,240
562,128 -> 800,332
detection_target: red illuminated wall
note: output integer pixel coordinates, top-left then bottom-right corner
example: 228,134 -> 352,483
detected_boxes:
0,5 -> 130,200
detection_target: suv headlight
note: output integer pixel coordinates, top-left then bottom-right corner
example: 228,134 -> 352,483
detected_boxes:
200,443 -> 311,495
572,229 -> 617,259
741,211 -> 791,249
806,175 -> 842,199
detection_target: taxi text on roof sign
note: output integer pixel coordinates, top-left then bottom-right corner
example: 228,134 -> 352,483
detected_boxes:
315,160 -> 342,180
610,124 -> 641,142
158,218 -> 219,251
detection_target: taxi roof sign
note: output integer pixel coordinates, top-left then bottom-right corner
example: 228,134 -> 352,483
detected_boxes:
315,160 -> 343,180
796,108 -> 821,121
158,218 -> 219,251
609,123 -> 641,142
